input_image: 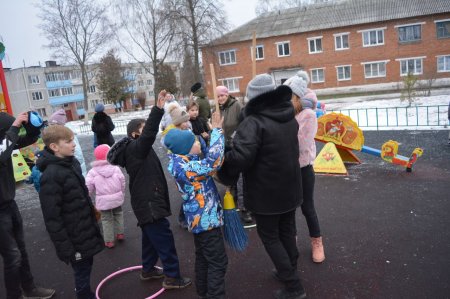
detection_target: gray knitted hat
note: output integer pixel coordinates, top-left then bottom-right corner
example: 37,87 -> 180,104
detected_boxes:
246,74 -> 276,101
283,72 -> 308,98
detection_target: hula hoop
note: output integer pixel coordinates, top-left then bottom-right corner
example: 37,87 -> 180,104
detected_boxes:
95,265 -> 165,299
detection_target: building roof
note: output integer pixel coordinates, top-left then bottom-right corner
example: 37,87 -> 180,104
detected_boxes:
212,0 -> 450,45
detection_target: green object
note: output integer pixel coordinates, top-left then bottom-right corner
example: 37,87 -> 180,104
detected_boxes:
0,42 -> 5,54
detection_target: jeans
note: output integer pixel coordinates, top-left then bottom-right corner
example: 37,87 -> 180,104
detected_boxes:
253,210 -> 304,292
141,218 -> 181,278
193,228 -> 228,299
300,165 -> 321,237
100,206 -> 124,243
0,202 -> 35,299
71,257 -> 94,299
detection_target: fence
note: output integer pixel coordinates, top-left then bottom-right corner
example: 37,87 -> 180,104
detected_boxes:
329,105 -> 449,130
71,121 -> 128,136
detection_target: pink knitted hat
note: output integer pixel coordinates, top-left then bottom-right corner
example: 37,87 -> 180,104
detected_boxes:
216,85 -> 229,96
94,144 -> 110,160
49,109 -> 67,125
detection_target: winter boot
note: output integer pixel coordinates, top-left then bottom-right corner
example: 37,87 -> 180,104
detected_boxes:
311,237 -> 325,263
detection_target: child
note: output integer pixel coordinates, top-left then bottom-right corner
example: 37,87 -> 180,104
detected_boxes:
187,101 -> 209,142
85,144 -> 125,249
37,125 -> 104,299
164,111 -> 228,299
284,71 -> 325,263
0,112 -> 55,299
107,90 -> 191,289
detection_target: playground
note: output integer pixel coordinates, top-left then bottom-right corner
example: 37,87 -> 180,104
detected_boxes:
1,130 -> 449,299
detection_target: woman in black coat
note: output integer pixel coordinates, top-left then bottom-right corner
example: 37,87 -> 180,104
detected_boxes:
91,103 -> 115,147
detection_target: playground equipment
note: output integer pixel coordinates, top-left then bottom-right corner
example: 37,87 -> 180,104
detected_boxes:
314,113 -> 423,175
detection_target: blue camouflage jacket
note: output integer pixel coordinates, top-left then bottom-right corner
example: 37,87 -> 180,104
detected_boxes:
167,128 -> 225,234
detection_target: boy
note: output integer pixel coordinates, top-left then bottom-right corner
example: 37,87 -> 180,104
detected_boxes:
37,125 -> 104,299
164,111 -> 228,299
107,90 -> 191,289
0,111 -> 55,299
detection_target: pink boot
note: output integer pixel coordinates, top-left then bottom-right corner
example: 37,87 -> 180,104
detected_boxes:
311,237 -> 325,263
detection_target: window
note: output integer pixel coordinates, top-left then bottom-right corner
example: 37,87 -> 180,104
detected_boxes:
221,77 -> 240,92
31,91 -> 43,101
363,61 -> 387,78
360,28 -> 385,47
138,80 -> 144,87
276,42 -> 290,57
137,68 -> 143,75
251,45 -> 264,60
61,87 -> 73,95
146,79 -> 152,85
334,33 -> 349,50
48,89 -> 61,97
88,85 -> 96,93
437,55 -> 450,72
148,90 -> 154,97
72,70 -> 82,79
90,100 -> 100,109
45,72 -> 67,81
397,24 -> 422,42
436,20 -> 450,38
28,75 -> 40,84
73,85 -> 83,94
218,50 -> 236,65
398,58 -> 423,76
35,108 -> 47,117
308,37 -> 323,54
336,66 -> 351,81
310,69 -> 325,83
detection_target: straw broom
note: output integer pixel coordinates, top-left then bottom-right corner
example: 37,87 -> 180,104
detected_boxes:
210,63 -> 248,251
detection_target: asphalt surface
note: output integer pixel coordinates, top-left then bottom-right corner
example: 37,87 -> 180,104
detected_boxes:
1,130 -> 450,299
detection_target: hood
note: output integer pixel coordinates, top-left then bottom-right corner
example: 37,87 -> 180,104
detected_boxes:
36,147 -> 74,172
0,112 -> 15,140
107,136 -> 132,167
90,160 -> 116,178
244,85 -> 295,123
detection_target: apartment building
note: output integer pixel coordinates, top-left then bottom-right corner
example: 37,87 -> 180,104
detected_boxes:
201,0 -> 450,98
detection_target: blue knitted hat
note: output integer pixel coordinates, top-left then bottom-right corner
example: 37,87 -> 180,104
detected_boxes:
164,129 -> 196,155
95,103 -> 105,113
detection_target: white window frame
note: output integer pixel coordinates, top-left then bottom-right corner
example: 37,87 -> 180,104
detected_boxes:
336,65 -> 351,81
435,19 -> 450,39
276,41 -> 290,57
358,27 -> 386,47
307,36 -> 323,54
250,45 -> 264,60
218,50 -> 236,65
146,79 -> 153,85
395,56 -> 425,76
219,77 -> 242,92
88,85 -> 96,93
48,89 -> 61,98
395,22 -> 424,43
31,91 -> 43,101
437,55 -> 450,72
310,68 -> 325,83
28,75 -> 40,84
35,108 -> 47,117
334,32 -> 349,51
61,87 -> 73,96
138,80 -> 144,87
361,60 -> 389,78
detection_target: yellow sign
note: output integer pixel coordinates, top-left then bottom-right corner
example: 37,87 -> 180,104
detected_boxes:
19,138 -> 45,162
313,142 -> 347,175
12,150 -> 31,182
315,113 -> 364,151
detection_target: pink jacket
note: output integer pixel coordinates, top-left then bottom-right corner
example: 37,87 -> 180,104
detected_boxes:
85,160 -> 125,211
295,109 -> 318,168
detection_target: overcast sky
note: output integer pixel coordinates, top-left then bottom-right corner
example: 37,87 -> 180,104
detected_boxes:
0,0 -> 258,69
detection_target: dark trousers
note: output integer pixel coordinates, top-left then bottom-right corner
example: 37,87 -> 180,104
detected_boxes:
71,257 -> 94,299
141,218 -> 181,278
193,228 -> 228,299
253,210 -> 304,292
0,202 -> 35,299
300,165 -> 321,237
229,174 -> 245,210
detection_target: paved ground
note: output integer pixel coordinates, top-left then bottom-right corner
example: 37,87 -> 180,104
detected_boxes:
1,130 -> 450,299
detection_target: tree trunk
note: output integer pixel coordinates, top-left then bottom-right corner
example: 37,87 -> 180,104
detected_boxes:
81,64 -> 90,124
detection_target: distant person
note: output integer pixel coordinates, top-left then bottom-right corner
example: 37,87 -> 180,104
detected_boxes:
164,111 -> 227,299
91,103 -> 115,147
107,90 -> 191,290
284,71 -> 325,264
160,92 -> 180,131
191,82 -> 211,121
86,144 -> 126,249
0,111 -> 56,299
187,101 -> 210,143
218,74 -> 306,299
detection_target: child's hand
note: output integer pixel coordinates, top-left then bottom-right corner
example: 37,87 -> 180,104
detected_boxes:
156,90 -> 167,109
12,112 -> 29,128
201,132 -> 209,139
211,112 -> 223,129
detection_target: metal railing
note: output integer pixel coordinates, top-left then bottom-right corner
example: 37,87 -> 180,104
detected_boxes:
71,121 -> 129,136
329,105 -> 449,130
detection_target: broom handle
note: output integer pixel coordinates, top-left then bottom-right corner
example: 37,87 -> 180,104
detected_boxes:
209,63 -> 219,113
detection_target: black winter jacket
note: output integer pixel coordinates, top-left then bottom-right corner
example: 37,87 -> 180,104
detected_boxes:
107,106 -> 171,226
92,112 -> 115,146
37,149 -> 104,263
218,85 -> 303,215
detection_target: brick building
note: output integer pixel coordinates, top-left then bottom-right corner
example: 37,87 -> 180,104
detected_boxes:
201,0 -> 450,98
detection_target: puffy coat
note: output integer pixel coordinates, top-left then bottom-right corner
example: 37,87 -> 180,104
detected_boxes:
218,85 -> 303,215
107,106 -> 171,226
296,109 -> 318,168
91,112 -> 115,146
85,160 -> 125,211
37,149 -> 104,263
194,88 -> 212,120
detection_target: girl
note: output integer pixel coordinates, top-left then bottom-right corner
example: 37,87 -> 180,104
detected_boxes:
187,101 -> 210,142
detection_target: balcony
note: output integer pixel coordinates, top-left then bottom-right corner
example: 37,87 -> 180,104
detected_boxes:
49,93 -> 84,106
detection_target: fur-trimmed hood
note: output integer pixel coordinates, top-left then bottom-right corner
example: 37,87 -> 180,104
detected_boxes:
244,85 -> 294,123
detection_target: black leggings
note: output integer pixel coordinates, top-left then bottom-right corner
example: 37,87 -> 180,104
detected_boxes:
300,165 -> 321,238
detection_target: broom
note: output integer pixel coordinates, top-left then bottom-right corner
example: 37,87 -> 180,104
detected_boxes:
209,63 -> 248,251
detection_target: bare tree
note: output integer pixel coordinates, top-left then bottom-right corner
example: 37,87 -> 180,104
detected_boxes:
167,0 -> 230,83
112,0 -> 175,96
39,0 -> 112,121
